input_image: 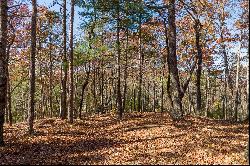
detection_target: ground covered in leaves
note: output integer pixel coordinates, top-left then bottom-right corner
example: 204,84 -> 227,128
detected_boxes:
1,112 -> 249,165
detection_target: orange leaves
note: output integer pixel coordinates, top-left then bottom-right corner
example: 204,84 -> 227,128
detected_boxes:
1,113 -> 248,165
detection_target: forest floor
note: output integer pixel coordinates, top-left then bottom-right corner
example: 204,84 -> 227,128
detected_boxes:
0,112 -> 249,165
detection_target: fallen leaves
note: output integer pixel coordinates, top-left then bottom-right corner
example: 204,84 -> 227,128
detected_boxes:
0,112 -> 248,165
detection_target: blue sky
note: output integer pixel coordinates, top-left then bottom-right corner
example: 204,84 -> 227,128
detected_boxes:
37,0 -> 84,38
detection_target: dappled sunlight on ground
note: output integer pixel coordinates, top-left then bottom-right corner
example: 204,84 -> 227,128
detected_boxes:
0,112 -> 248,165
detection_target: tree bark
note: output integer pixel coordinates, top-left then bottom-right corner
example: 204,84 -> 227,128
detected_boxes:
194,20 -> 203,115
122,27 -> 129,113
49,19 -> 53,118
28,0 -> 37,134
6,26 -> 15,126
0,0 -> 8,145
234,41 -> 241,121
60,0 -> 68,119
79,69 -> 90,119
167,0 -> 183,119
68,0 -> 75,123
138,14 -> 143,113
116,1 -> 123,119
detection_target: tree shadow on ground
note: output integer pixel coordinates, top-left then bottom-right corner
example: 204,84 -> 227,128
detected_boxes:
1,113 -> 248,165
1,137 -> 115,165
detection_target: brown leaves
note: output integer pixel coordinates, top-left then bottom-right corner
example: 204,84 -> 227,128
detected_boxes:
1,113 -> 249,165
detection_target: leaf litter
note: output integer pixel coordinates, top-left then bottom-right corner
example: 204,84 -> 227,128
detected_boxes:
0,112 -> 248,165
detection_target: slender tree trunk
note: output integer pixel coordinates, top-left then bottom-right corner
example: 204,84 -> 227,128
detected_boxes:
161,76 -> 164,113
163,14 -> 173,111
138,14 -> 143,113
101,61 -> 104,113
116,1 -> 123,119
133,83 -> 136,112
28,0 -> 37,134
205,69 -> 210,117
220,17 -> 232,119
194,20 -> 203,115
5,22 -> 15,125
7,71 -> 12,126
68,0 -> 75,123
234,43 -> 241,121
92,65 -> 97,111
123,27 -> 129,113
79,70 -> 90,119
247,53 -> 249,120
60,0 -> 68,119
222,40 -> 229,120
49,22 -> 53,118
0,0 -> 7,145
153,76 -> 156,112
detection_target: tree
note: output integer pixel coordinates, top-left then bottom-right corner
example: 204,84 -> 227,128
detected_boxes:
28,0 -> 37,134
60,0 -> 68,119
68,0 -> 75,123
0,0 -> 8,145
116,0 -> 123,119
167,0 -> 184,119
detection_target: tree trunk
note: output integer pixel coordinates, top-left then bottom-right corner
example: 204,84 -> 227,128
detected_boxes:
167,0 -> 183,119
60,0 -> 68,119
122,27 -> 129,113
138,14 -> 143,113
79,69 -> 90,119
68,0 -> 75,123
194,20 -> 203,115
49,21 -> 53,118
5,28 -> 15,126
163,17 -> 173,110
116,1 -> 123,119
161,76 -> 164,113
0,0 -> 8,145
205,69 -> 210,117
153,77 -> 156,112
28,0 -> 37,134
7,71 -> 12,126
234,43 -> 241,121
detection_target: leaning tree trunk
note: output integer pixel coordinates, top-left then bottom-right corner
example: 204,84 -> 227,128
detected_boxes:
0,0 -> 8,145
28,0 -> 37,134
79,69 -> 90,119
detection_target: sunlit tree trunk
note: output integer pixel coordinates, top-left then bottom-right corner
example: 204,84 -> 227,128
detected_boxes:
234,39 -> 241,121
